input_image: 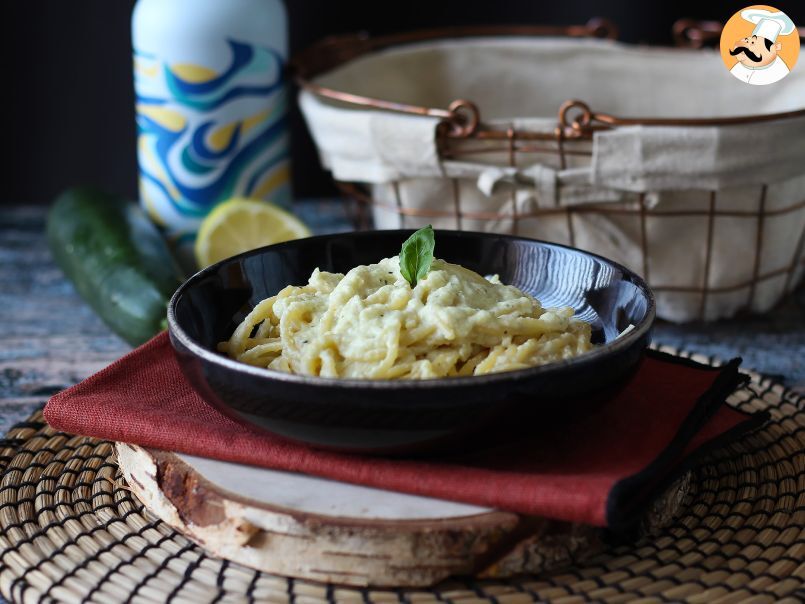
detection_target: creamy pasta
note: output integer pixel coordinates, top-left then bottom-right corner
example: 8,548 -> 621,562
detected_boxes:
218,257 -> 592,379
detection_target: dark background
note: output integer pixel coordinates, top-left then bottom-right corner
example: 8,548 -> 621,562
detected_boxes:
5,1 -> 803,204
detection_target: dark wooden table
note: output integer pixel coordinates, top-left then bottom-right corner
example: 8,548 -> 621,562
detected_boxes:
1,201 -> 803,442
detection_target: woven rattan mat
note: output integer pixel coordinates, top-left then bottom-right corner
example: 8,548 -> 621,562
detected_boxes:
0,347 -> 803,604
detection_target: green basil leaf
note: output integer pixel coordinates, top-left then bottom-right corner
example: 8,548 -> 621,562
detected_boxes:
399,225 -> 435,288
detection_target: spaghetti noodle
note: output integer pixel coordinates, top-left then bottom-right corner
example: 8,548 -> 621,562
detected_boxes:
219,257 -> 592,379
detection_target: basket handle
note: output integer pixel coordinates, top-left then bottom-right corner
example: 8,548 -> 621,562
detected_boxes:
296,18 -> 805,149
292,19 -> 618,138
672,19 -> 724,48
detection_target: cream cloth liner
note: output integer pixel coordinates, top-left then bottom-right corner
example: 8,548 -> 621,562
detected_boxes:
299,37 -> 805,322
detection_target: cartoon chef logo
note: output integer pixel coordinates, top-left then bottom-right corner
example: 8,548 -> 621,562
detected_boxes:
720,6 -> 799,85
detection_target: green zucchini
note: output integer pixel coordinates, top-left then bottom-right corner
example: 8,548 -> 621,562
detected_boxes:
46,187 -> 183,346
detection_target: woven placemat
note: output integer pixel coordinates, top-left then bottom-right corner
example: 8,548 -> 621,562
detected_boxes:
0,347 -> 803,604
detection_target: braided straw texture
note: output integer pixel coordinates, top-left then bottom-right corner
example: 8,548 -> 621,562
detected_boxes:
0,347 -> 803,604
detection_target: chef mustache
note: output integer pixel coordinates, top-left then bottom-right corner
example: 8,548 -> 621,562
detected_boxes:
730,46 -> 763,62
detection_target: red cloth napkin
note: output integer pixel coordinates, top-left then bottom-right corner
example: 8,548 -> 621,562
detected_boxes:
44,333 -> 766,533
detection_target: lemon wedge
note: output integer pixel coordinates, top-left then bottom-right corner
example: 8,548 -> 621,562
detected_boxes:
194,198 -> 311,268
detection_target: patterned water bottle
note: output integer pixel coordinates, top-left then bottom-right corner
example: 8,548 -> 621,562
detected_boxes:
132,0 -> 290,264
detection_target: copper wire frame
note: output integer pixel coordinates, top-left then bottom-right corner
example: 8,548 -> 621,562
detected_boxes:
293,19 -> 805,319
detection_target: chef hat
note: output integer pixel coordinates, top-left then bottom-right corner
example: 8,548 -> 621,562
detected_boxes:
741,8 -> 796,43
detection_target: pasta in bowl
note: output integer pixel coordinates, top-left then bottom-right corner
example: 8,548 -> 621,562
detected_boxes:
168,229 -> 654,453
219,257 -> 593,379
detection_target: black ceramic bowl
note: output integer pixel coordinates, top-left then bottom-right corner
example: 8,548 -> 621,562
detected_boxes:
168,230 -> 655,454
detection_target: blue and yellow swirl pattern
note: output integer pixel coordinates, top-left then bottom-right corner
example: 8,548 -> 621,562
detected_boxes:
134,39 -> 290,246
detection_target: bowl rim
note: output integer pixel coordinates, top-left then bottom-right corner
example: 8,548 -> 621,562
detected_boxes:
167,229 -> 656,390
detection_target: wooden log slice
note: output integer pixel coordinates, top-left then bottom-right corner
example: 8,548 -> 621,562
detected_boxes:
117,443 -> 689,588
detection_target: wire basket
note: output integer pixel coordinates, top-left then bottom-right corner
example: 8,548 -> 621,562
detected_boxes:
293,20 -> 805,322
